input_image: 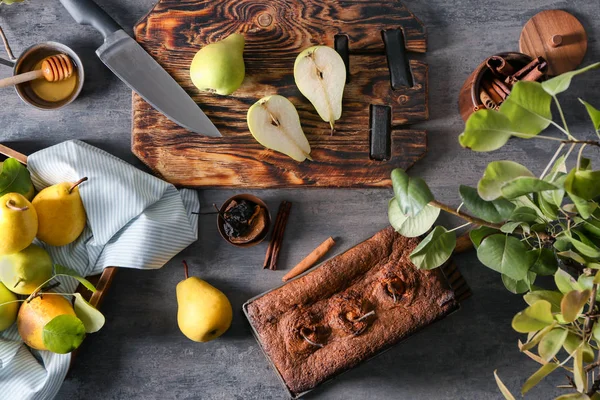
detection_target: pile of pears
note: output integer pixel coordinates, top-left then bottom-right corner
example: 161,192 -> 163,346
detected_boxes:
0,164 -> 89,352
189,33 -> 346,162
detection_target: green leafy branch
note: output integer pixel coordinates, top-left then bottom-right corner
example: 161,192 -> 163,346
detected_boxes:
388,62 -> 600,399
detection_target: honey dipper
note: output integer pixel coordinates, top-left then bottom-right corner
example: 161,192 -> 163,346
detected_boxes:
0,54 -> 74,88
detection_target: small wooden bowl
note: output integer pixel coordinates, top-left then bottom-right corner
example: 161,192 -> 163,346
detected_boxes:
217,194 -> 271,248
458,52 -> 534,121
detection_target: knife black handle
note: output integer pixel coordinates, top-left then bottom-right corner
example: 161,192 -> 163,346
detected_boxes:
59,0 -> 122,39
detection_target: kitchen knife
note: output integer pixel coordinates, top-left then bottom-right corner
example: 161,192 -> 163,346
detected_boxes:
59,0 -> 221,137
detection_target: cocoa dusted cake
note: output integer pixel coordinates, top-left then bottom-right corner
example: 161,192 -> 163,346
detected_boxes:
245,227 -> 459,396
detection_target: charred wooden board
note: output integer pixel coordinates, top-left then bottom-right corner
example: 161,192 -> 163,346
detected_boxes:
132,0 -> 429,188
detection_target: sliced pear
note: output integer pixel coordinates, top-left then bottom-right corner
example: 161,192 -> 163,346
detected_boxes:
247,95 -> 311,162
294,45 -> 346,133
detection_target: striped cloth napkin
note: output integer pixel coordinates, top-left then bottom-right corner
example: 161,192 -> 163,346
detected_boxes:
0,140 -> 199,399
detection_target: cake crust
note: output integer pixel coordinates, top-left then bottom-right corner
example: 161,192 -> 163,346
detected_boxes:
246,227 -> 458,395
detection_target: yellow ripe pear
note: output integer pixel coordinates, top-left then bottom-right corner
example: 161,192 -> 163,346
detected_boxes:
177,261 -> 232,342
0,244 -> 53,295
17,294 -> 76,351
190,33 -> 245,95
32,177 -> 88,247
0,192 -> 38,256
0,281 -> 19,331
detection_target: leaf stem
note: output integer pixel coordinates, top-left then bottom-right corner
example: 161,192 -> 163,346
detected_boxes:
577,144 -> 588,171
448,222 -> 472,233
540,143 -> 565,179
552,95 -> 574,139
429,200 -> 551,240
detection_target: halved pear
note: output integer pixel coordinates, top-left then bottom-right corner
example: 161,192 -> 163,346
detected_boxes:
294,46 -> 346,133
247,95 -> 311,162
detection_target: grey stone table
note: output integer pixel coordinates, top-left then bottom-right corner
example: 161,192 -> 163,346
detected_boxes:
1,0 -> 599,399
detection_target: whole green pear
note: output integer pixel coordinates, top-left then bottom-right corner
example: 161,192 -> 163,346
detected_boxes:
190,33 -> 245,96
0,244 -> 53,295
0,281 -> 18,331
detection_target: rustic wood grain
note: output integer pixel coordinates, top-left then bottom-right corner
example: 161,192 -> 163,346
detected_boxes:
131,0 -> 428,188
519,10 -> 587,76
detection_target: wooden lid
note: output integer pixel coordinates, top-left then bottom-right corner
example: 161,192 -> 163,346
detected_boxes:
519,10 -> 587,76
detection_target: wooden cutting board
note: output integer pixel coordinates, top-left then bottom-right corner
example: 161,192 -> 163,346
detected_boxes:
132,0 -> 429,188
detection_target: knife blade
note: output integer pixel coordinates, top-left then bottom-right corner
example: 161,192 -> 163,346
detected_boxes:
59,0 -> 221,138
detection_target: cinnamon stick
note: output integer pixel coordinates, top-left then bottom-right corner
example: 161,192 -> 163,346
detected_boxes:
283,237 -> 336,282
486,56 -> 515,77
492,78 -> 511,98
521,61 -> 548,82
263,201 -> 287,269
479,87 -> 496,109
265,201 -> 292,270
507,57 -> 545,84
481,80 -> 503,106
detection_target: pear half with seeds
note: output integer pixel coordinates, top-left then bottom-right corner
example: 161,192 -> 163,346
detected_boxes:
294,45 -> 346,133
247,95 -> 312,162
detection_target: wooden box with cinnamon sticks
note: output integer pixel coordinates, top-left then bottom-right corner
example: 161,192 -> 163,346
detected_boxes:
458,52 -> 548,121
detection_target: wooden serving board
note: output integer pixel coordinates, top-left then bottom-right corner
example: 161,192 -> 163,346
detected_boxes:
132,0 -> 429,188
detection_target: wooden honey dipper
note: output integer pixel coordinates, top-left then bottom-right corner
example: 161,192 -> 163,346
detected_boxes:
0,54 -> 74,88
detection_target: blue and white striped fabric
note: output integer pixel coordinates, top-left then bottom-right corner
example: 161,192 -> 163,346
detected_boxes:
0,140 -> 199,399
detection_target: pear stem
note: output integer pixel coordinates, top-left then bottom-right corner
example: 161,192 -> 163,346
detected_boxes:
69,177 -> 88,194
182,260 -> 189,280
6,200 -> 28,211
13,278 -> 24,289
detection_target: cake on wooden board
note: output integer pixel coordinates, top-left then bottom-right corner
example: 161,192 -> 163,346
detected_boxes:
245,227 -> 460,396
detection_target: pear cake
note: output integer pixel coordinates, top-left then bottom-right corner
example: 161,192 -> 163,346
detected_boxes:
245,227 -> 459,396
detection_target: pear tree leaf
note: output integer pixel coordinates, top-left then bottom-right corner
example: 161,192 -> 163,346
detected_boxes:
537,193 -> 559,220
555,269 -> 582,294
409,226 -> 456,270
520,362 -> 558,395
494,370 -> 516,400
569,193 -> 597,219
564,333 -> 595,362
521,324 -> 556,352
561,289 -> 590,323
580,99 -> 600,130
512,300 -> 554,333
391,168 -> 434,217
529,248 -> 558,276
555,393 -> 591,400
557,251 -> 587,266
459,185 -> 515,223
574,346 -> 586,392
593,321 -> 600,343
54,265 -> 97,293
458,110 -> 516,152
508,206 -> 539,223
541,62 -> 600,96
478,161 -> 535,201
500,221 -> 527,234
388,199 -> 440,238
524,290 -> 563,313
512,195 -> 549,222
500,177 -> 557,199
499,81 -> 552,136
581,218 -> 600,238
538,328 -> 568,362
0,158 -> 35,200
502,272 -> 536,294
477,234 -> 532,280
541,173 -> 566,207
565,168 -> 600,200
566,233 -> 600,258
73,293 -> 105,334
469,226 -> 499,249
42,314 -> 86,354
